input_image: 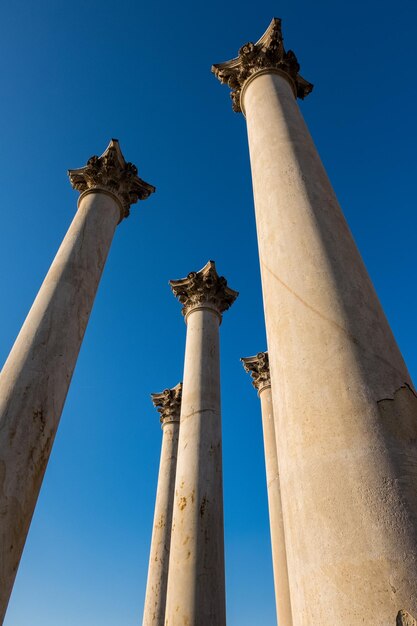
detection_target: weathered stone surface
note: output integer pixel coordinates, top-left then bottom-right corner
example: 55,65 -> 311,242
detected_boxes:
164,262 -> 237,626
212,17 -> 312,112
214,18 -> 417,626
0,141 -> 154,622
68,138 -> 155,220
242,352 -> 293,626
142,384 -> 182,626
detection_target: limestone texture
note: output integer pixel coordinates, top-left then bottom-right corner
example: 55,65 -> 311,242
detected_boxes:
0,140 -> 154,622
164,262 -> 237,626
142,384 -> 182,626
213,18 -> 417,626
242,352 -> 293,626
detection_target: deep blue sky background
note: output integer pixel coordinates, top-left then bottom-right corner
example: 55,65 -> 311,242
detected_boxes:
1,1 -> 416,624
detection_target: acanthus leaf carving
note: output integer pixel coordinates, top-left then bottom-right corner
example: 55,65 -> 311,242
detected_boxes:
241,351 -> 270,393
169,260 -> 238,318
212,17 -> 313,113
68,139 -> 155,221
151,382 -> 182,426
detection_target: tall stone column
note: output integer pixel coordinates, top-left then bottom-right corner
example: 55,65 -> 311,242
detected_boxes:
164,261 -> 238,626
213,19 -> 417,625
241,352 -> 292,626
0,140 -> 154,622
143,383 -> 182,626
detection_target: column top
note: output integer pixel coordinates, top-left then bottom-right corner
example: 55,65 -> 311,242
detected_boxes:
68,139 -> 155,221
169,260 -> 238,320
211,17 -> 313,113
241,351 -> 271,394
151,382 -> 182,427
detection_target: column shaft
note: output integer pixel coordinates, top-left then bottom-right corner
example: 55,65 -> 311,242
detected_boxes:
0,191 -> 120,620
0,139 -> 153,619
243,71 -> 417,623
259,385 -> 292,626
165,308 -> 225,625
143,419 -> 180,626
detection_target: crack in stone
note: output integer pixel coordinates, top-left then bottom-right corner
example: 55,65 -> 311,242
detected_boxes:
261,260 -> 409,380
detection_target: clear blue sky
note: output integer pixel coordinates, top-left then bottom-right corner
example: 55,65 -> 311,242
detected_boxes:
1,1 -> 416,624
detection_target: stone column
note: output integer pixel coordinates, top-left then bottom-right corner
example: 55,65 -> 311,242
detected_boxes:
241,352 -> 292,626
0,140 -> 154,622
164,261 -> 238,626
142,383 -> 182,626
213,19 -> 417,625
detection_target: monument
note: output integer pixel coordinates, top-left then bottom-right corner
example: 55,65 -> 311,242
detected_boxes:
213,18 -> 417,624
164,261 -> 238,626
142,383 -> 182,626
0,140 -> 154,623
242,352 -> 292,626
1,16 -> 416,626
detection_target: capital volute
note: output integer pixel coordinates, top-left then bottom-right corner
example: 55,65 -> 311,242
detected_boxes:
151,382 -> 182,427
241,351 -> 271,394
212,18 -> 313,113
68,139 -> 155,222
169,260 -> 238,321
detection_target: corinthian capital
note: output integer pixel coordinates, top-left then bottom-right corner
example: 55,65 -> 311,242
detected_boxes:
169,260 -> 238,319
68,139 -> 155,221
212,17 -> 313,113
151,382 -> 182,426
241,351 -> 271,393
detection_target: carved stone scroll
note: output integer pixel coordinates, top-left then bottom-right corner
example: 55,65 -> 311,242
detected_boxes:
241,351 -> 271,393
212,17 -> 313,112
68,138 -> 155,220
169,260 -> 238,318
151,382 -> 182,426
